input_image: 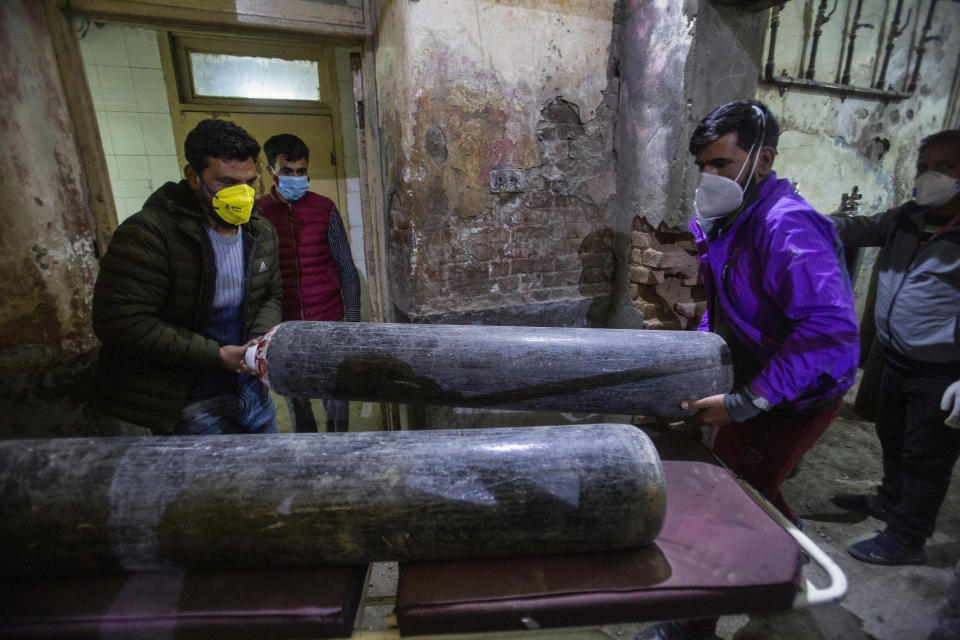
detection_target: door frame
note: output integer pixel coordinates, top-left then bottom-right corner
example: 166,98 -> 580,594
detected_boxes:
159,32 -> 347,210
48,0 -> 391,324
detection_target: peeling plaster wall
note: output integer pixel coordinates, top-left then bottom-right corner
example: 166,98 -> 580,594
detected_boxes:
759,0 -> 959,213
619,1 -> 766,331
616,0 -> 694,233
614,0 -> 764,330
757,0 -> 960,315
622,0 -> 959,329
376,0 -> 619,326
686,1 -> 766,207
376,0 -> 757,331
0,1 -> 100,437
615,0 -> 698,328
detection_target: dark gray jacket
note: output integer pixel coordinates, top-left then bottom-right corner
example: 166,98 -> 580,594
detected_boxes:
831,202 -> 960,363
92,180 -> 282,433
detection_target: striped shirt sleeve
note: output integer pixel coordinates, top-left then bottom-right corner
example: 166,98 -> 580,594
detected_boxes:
328,207 -> 362,321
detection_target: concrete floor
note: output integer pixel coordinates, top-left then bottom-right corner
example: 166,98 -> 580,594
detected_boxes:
351,398 -> 960,640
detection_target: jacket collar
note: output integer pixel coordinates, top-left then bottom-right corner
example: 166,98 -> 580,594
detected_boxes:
145,180 -> 204,219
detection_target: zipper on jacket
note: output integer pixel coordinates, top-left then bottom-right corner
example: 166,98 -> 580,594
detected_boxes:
288,203 -> 305,320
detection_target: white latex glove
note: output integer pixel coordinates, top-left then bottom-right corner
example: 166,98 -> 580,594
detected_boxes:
941,380 -> 960,428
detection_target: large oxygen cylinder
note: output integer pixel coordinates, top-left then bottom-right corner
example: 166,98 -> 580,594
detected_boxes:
248,321 -> 731,417
0,424 -> 665,577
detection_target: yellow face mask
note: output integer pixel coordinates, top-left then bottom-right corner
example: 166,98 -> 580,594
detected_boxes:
209,183 -> 255,225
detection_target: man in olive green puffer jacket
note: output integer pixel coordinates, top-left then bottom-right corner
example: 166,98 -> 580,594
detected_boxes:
92,119 -> 282,435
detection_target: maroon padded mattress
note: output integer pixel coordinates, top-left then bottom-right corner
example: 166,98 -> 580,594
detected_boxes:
0,564 -> 367,639
396,456 -> 802,635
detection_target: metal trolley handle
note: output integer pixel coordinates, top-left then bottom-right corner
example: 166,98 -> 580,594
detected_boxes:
733,476 -> 848,607
786,522 -> 849,607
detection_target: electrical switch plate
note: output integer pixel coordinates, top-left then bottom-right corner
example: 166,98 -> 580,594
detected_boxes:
490,169 -> 527,193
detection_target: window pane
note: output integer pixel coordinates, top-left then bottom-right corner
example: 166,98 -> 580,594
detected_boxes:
190,52 -> 319,100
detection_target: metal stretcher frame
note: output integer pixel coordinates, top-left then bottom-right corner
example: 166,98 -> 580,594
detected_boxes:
736,474 -> 848,608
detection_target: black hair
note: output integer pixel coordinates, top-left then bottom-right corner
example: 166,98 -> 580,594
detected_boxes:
184,119 -> 260,173
689,100 -> 780,156
919,129 -> 960,154
264,134 -> 311,167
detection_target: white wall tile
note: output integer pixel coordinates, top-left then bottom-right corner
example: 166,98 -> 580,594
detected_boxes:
114,179 -> 151,198
115,155 -> 150,182
338,83 -> 358,161
140,114 -> 176,155
349,227 -> 365,255
85,65 -> 103,110
124,28 -> 162,69
148,155 -> 182,188
107,112 -> 145,154
80,23 -> 178,223
131,68 -> 170,114
335,47 -> 352,76
119,197 -> 146,222
78,23 -> 129,67
104,155 -> 119,183
77,32 -> 99,66
346,177 -> 360,194
347,191 -> 362,227
338,82 -> 355,117
95,110 -> 114,155
340,126 -> 358,161
99,66 -> 137,112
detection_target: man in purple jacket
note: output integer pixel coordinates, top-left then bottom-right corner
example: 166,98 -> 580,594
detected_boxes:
638,100 -> 860,640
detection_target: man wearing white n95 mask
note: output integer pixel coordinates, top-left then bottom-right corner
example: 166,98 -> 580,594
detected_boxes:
684,100 -> 858,514
637,100 -> 860,640
831,130 -> 960,567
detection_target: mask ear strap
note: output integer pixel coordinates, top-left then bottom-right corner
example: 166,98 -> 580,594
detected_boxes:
743,105 -> 766,188
732,143 -> 755,185
753,104 -> 766,145
199,175 -> 215,197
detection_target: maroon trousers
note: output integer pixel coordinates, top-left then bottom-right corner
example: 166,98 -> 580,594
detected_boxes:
711,399 -> 843,521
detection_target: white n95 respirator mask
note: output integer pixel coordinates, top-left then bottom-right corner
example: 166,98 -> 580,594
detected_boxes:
694,170 -> 752,219
915,171 -> 960,208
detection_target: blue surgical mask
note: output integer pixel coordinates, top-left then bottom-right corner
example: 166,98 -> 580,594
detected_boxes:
276,175 -> 309,201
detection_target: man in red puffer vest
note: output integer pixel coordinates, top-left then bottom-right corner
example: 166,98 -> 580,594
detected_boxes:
257,134 -> 361,432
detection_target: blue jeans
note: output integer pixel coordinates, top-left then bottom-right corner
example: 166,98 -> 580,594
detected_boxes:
285,397 -> 349,433
175,383 -> 278,435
